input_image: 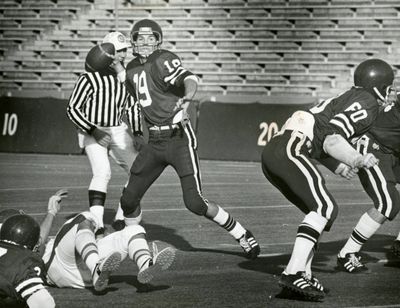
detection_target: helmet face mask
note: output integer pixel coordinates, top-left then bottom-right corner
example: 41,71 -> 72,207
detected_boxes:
0,214 -> 40,251
354,58 -> 395,104
130,19 -> 163,58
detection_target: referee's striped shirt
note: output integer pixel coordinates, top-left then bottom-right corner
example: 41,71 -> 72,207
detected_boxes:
67,72 -> 142,135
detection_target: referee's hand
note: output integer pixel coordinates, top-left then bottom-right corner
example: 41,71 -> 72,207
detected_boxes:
92,128 -> 111,147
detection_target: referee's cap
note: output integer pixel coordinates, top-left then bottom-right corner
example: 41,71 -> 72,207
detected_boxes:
102,31 -> 131,51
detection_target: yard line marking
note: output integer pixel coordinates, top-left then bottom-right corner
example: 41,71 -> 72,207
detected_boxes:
346,305 -> 400,308
0,182 -> 268,191
22,201 -> 373,216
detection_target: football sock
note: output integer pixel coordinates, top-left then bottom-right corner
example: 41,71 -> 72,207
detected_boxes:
127,234 -> 152,271
75,229 -> 99,274
339,212 -> 382,257
89,190 -> 106,228
212,206 -> 246,239
285,212 -> 327,275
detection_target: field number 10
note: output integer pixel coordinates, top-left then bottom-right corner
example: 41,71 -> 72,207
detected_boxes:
258,122 -> 279,146
2,113 -> 18,136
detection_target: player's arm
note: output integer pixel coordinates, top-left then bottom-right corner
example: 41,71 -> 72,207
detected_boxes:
323,134 -> 378,169
126,95 -> 143,137
37,189 -> 68,256
66,75 -> 95,134
26,289 -> 55,308
318,156 -> 359,180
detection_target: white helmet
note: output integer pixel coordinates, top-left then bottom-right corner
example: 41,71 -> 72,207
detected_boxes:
102,31 -> 131,51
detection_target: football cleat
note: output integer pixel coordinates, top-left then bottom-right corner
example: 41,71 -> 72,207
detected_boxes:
137,242 -> 176,284
391,240 -> 400,257
337,252 -> 368,273
237,230 -> 260,259
92,252 -> 122,292
306,274 -> 329,294
278,271 -> 325,301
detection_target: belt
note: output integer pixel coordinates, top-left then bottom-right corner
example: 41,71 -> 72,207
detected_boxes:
148,124 -> 180,131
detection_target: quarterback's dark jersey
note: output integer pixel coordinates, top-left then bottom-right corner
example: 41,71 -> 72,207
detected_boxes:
367,102 -> 400,155
125,49 -> 195,126
0,241 -> 46,304
309,87 -> 379,158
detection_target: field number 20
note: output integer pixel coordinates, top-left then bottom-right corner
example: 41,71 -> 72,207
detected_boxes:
2,113 -> 18,136
258,122 -> 279,146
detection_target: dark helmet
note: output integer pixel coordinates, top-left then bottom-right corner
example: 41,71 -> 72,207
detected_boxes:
0,208 -> 25,223
354,59 -> 394,100
0,214 -> 40,250
130,19 -> 163,58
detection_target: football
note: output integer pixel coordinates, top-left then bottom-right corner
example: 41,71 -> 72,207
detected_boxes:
85,43 -> 116,73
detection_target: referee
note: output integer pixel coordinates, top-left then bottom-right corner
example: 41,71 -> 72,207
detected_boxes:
67,32 -> 142,237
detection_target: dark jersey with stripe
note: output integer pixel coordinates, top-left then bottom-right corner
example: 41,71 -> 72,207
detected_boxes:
125,49 -> 195,126
0,241 -> 46,304
309,87 -> 379,158
366,102 -> 400,155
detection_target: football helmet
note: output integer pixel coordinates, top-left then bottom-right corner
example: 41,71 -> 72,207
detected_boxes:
354,58 -> 394,102
0,214 -> 40,250
130,19 -> 163,58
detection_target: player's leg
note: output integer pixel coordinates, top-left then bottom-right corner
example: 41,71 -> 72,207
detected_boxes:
44,213 -> 121,291
172,123 -> 260,259
338,152 -> 399,272
108,124 -> 139,230
262,131 -> 334,300
84,137 -> 112,237
120,142 -> 167,226
98,225 -> 175,284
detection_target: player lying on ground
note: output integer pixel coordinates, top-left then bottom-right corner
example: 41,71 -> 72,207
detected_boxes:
0,190 -> 175,307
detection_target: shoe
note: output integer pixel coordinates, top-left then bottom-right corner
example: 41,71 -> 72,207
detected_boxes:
92,252 -> 122,292
337,252 -> 368,273
307,274 -> 329,294
237,230 -> 260,259
391,240 -> 400,257
112,219 -> 125,231
278,271 -> 325,301
137,242 -> 176,284
95,227 -> 106,240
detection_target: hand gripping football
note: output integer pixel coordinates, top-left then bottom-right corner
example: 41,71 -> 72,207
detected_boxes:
85,43 -> 116,72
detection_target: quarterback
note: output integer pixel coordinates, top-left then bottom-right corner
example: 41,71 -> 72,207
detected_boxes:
120,19 -> 260,259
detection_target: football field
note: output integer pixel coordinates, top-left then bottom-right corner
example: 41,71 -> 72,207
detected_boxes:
1,153 -> 399,308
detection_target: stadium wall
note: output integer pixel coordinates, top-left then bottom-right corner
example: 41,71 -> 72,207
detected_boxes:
0,96 -> 316,161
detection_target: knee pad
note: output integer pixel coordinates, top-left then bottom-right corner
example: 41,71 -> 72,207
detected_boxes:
182,188 -> 207,216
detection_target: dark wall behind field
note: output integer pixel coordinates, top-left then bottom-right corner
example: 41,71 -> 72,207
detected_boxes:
0,96 -> 315,161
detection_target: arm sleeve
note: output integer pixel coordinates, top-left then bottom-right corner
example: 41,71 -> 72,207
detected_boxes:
66,74 -> 96,134
26,288 -> 55,308
156,51 -> 198,91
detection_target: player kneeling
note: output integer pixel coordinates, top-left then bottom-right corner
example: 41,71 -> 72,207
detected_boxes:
42,211 -> 175,291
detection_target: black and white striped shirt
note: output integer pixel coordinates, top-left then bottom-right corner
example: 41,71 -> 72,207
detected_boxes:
67,72 -> 142,135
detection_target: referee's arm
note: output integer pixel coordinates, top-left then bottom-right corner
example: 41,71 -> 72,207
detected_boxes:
126,95 -> 143,136
66,74 -> 96,134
